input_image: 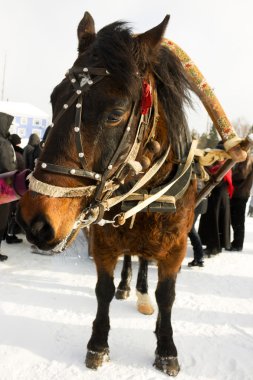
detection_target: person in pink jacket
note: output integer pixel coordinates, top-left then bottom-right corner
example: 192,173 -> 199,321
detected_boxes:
0,169 -> 30,260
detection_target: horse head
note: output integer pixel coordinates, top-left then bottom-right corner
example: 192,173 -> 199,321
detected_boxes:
17,12 -> 192,252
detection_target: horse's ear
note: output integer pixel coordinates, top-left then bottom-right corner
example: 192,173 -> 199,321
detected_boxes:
136,15 -> 170,57
77,11 -> 96,54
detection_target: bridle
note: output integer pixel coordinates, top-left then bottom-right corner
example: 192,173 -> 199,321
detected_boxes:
29,65 -> 160,225
26,37 -> 246,249
38,67 -> 111,184
27,61 -> 197,254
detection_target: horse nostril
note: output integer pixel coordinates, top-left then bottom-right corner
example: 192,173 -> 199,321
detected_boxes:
30,216 -> 55,242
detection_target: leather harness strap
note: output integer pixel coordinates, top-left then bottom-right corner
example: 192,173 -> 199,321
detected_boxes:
112,139 -> 197,226
30,62 -> 196,228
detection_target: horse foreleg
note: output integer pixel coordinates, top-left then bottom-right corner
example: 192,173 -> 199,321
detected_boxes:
85,271 -> 115,369
154,272 -> 180,376
115,254 -> 132,299
136,258 -> 154,315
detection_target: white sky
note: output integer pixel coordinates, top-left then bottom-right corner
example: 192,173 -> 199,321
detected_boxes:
0,0 -> 252,134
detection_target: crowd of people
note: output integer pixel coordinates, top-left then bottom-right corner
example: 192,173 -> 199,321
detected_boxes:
0,112 -> 41,261
0,111 -> 253,266
188,142 -> 253,268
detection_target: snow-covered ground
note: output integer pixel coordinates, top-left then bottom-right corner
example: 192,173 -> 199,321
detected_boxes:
0,216 -> 252,380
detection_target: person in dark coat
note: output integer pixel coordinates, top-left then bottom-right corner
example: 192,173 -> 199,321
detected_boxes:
229,153 -> 253,251
198,143 -> 234,256
0,112 -> 18,260
188,184 -> 207,267
9,134 -> 25,171
188,216 -> 204,267
23,133 -> 40,170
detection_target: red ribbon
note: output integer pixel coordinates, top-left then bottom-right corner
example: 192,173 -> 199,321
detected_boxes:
141,80 -> 152,115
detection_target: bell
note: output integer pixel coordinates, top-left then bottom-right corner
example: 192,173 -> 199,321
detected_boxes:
147,139 -> 161,154
140,156 -> 151,170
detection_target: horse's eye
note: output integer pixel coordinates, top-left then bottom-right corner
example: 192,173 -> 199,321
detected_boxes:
106,109 -> 125,124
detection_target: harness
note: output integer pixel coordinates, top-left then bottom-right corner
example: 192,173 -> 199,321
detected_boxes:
29,64 -> 194,229
29,39 -> 246,232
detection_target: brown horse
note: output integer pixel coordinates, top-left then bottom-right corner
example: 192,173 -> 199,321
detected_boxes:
17,12 -> 197,376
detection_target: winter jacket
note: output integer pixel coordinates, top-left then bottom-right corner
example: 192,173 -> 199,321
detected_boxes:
0,169 -> 31,205
13,145 -> 25,171
23,133 -> 40,170
232,155 -> 253,199
0,112 -> 17,173
9,134 -> 25,171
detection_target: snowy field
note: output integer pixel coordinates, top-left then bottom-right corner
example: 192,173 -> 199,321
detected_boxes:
0,216 -> 252,380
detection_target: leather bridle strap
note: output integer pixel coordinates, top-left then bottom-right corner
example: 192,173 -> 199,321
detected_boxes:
93,100 -> 140,201
37,161 -> 101,181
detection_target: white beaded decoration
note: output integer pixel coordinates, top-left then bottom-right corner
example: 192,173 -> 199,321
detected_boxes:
41,163 -> 47,168
108,164 -> 113,170
74,127 -> 80,132
70,169 -> 76,175
76,103 -> 81,108
63,104 -> 68,109
78,152 -> 84,157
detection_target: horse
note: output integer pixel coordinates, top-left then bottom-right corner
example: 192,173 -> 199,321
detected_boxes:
16,11 -> 208,376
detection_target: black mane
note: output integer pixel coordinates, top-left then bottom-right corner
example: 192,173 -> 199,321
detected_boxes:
154,46 -> 193,158
92,22 -> 140,97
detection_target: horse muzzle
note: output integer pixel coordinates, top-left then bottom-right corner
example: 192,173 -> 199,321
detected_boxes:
16,204 -> 57,251
16,191 -> 88,252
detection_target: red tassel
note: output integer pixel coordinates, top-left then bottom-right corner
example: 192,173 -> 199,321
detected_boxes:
141,80 -> 152,115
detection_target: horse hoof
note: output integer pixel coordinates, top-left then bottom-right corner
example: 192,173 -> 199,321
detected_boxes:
115,288 -> 130,299
137,303 -> 154,315
85,348 -> 110,369
136,291 -> 154,315
153,354 -> 180,376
